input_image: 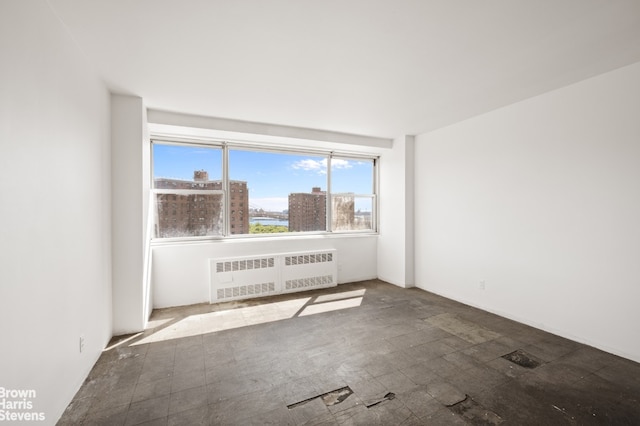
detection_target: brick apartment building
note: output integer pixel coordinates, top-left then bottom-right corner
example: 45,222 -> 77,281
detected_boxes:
288,187 -> 327,232
154,170 -> 249,237
288,187 -> 365,232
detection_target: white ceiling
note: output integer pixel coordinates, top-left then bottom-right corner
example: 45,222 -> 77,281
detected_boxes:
49,0 -> 640,139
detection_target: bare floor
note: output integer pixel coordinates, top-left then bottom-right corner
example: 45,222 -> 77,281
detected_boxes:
60,280 -> 640,425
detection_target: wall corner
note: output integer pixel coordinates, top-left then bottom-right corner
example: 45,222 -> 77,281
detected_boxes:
111,94 -> 147,334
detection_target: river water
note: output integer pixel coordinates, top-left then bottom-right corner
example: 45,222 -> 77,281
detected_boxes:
249,217 -> 289,227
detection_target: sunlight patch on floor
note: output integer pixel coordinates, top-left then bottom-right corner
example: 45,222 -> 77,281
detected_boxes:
132,297 -> 310,345
132,288 -> 366,346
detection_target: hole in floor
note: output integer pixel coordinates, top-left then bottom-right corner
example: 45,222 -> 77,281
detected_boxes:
449,394 -> 504,425
321,387 -> 354,406
287,386 -> 354,409
502,350 -> 541,369
365,392 -> 396,408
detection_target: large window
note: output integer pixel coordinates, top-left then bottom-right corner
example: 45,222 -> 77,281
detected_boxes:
151,139 -> 377,239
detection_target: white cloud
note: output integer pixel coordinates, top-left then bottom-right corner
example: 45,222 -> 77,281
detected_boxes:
331,159 -> 352,169
292,158 -> 327,172
291,158 -> 353,174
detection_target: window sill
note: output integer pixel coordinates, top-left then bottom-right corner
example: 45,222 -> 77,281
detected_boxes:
149,231 -> 378,247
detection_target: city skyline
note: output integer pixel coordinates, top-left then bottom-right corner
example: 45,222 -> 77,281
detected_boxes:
153,144 -> 373,212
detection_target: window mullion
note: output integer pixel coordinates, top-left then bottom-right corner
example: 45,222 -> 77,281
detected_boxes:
327,155 -> 332,232
374,158 -> 379,232
222,142 -> 230,237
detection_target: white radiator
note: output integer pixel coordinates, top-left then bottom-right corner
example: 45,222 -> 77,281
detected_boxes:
209,249 -> 337,303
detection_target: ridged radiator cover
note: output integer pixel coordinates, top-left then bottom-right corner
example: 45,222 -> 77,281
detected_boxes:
209,249 -> 337,303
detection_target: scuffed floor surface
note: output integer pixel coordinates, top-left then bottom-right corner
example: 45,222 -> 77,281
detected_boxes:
59,280 -> 640,425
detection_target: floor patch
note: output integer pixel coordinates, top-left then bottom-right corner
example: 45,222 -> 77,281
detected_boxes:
365,392 -> 396,408
287,386 -> 354,409
425,313 -> 501,344
502,350 -> 541,369
449,394 -> 504,425
320,387 -> 354,406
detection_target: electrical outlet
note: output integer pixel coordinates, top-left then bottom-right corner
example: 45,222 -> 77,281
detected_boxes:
479,281 -> 486,290
79,336 -> 85,353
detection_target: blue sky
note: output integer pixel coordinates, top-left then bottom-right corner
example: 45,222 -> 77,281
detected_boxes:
153,144 -> 373,211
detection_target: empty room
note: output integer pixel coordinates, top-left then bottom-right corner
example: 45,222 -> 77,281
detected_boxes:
1,1 -> 639,425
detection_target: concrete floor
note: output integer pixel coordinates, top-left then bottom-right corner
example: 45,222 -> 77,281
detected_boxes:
60,280 -> 640,425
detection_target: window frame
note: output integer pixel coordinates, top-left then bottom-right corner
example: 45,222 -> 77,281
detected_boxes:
151,140 -> 226,240
150,136 -> 379,241
328,154 -> 377,234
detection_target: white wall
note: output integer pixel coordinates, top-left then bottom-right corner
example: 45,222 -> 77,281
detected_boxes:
112,95 -> 150,334
0,0 -> 112,423
377,136 -> 415,287
415,61 -> 640,362
152,235 -> 377,308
